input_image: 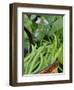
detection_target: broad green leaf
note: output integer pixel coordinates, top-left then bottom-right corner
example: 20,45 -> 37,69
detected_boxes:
51,17 -> 63,32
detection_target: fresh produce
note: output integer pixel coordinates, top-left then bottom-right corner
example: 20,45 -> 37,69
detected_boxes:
24,14 -> 63,74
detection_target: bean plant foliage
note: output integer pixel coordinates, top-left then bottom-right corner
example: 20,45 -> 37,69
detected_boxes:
23,14 -> 63,74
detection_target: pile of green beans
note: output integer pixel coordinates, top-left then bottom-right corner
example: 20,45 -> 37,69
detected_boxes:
24,35 -> 63,74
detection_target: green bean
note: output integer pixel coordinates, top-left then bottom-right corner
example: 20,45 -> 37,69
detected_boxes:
44,44 -> 53,65
24,45 -> 37,62
28,46 -> 45,74
24,53 -> 33,62
24,45 -> 45,74
51,45 -> 62,64
31,50 -> 46,73
24,62 -> 31,74
24,50 -> 36,65
25,58 -> 40,74
39,45 -> 53,71
37,54 -> 48,72
32,53 -> 44,73
24,37 -> 60,74
24,50 -> 38,73
24,49 -> 37,73
32,61 -> 40,72
39,58 -> 48,71
47,36 -> 57,65
44,54 -> 49,66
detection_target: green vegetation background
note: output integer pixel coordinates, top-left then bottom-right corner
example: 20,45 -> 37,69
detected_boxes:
23,14 -> 63,74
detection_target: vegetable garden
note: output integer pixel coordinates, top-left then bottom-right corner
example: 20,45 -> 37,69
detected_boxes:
23,14 -> 63,74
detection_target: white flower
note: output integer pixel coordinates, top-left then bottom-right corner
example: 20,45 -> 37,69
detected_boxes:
35,18 -> 41,24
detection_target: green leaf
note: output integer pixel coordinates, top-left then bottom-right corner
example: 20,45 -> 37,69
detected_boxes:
51,17 -> 63,32
24,15 -> 32,31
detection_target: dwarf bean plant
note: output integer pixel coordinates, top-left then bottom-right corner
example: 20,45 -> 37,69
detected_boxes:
23,14 -> 63,74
